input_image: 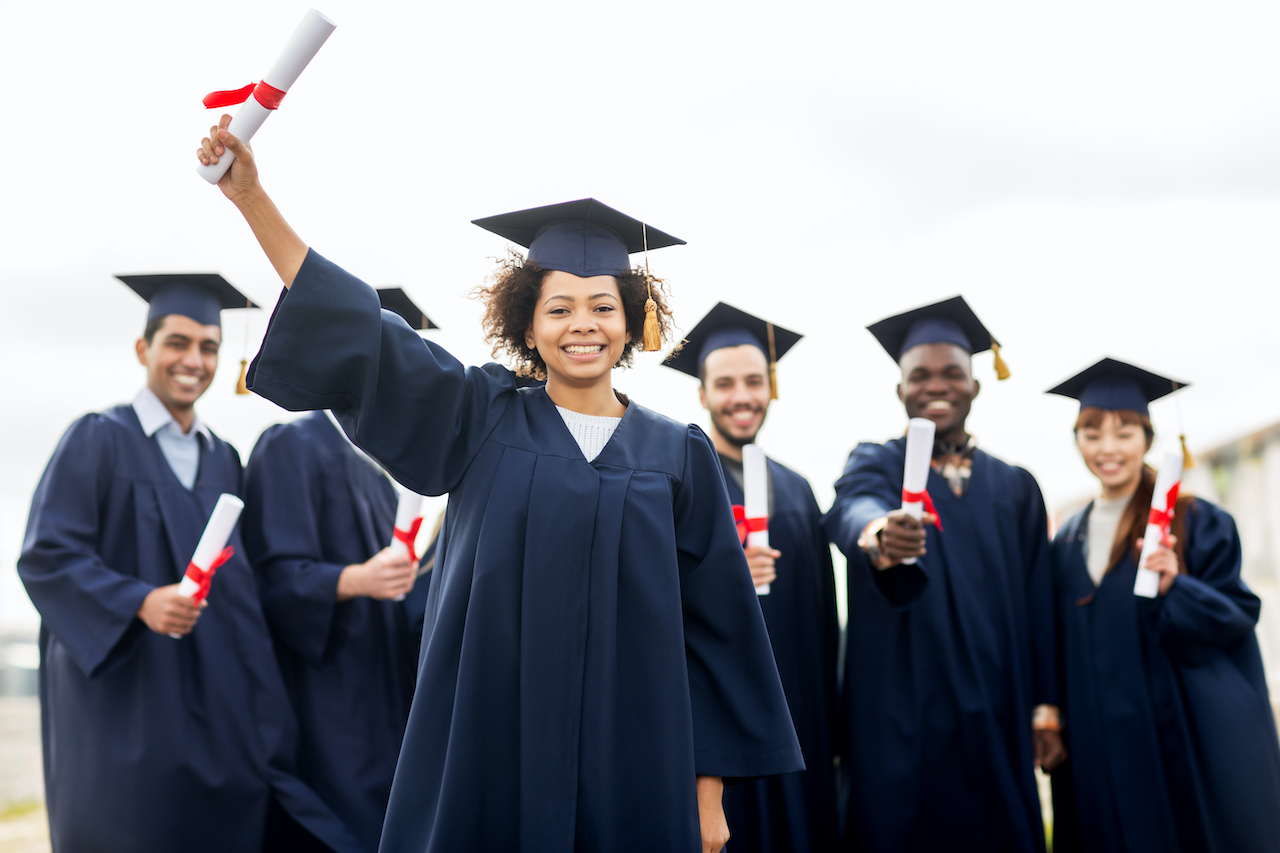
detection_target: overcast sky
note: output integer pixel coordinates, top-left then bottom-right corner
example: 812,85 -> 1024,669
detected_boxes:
3,0 -> 1279,630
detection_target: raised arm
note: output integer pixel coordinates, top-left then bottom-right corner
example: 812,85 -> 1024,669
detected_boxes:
198,113 -> 308,287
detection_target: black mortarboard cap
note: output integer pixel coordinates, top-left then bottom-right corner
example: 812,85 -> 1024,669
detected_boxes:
471,198 -> 685,277
1046,357 -> 1188,416
116,273 -> 256,327
866,295 -> 1010,379
664,302 -> 802,398
377,288 -> 439,331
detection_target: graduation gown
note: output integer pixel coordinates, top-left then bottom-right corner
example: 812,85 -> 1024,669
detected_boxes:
720,457 -> 840,853
242,411 -> 432,853
822,438 -> 1055,853
1051,498 -> 1280,853
17,405 -> 362,853
246,249 -> 803,853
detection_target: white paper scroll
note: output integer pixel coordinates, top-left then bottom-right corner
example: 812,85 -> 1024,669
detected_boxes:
389,491 -> 424,602
899,418 -> 936,566
170,493 -> 244,637
197,8 -> 337,184
743,443 -> 771,596
1134,451 -> 1184,598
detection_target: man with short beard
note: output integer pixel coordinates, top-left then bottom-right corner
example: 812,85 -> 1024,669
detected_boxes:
822,296 -> 1062,853
666,302 -> 840,853
18,276 -> 362,853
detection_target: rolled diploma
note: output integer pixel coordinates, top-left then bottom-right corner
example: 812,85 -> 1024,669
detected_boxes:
170,493 -> 244,637
744,443 -> 771,596
899,418 -> 936,566
388,491 -> 424,601
1133,451 -> 1184,598
197,8 -> 337,184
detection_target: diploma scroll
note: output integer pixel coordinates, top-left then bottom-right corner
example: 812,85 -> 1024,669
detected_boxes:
197,8 -> 337,184
388,491 -> 425,602
1134,452 -> 1184,599
899,418 -> 936,566
743,444 -> 771,596
170,493 -> 244,638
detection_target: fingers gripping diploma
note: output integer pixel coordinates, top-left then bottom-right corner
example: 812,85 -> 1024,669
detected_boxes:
197,116 -> 260,204
1137,535 -> 1181,596
336,547 -> 417,602
137,584 -> 207,636
879,509 -> 936,565
744,544 -> 781,588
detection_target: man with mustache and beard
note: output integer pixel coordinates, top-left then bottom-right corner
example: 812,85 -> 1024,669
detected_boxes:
666,303 -> 840,853
18,276 -> 364,853
822,296 -> 1062,853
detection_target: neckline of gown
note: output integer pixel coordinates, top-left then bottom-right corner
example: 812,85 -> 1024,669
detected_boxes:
531,385 -> 638,465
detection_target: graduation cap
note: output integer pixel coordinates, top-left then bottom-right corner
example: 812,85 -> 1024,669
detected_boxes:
472,198 -> 684,351
377,288 -> 439,331
115,273 -> 256,328
664,302 -> 802,399
1047,357 -> 1194,467
472,198 -> 685,278
866,295 -> 1010,380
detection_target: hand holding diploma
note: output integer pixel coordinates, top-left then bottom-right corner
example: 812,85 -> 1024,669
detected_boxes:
336,491 -> 421,602
1134,451 -> 1183,598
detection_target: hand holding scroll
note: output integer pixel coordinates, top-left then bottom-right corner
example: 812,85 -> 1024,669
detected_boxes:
337,547 -> 416,602
1136,534 -> 1180,596
138,584 -> 207,636
198,115 -> 260,204
879,509 -> 938,565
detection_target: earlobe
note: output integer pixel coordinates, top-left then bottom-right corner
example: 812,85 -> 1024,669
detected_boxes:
698,385 -> 709,411
971,379 -> 981,401
524,325 -> 535,351
896,383 -> 905,403
135,339 -> 148,367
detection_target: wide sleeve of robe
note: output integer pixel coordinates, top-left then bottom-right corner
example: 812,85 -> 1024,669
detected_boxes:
247,249 -> 513,496
241,423 -> 346,664
18,414 -> 154,677
1152,499 -> 1260,666
676,427 -> 805,782
821,440 -> 929,608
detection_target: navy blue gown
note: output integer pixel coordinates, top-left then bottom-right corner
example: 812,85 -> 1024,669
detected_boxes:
822,438 -> 1055,853
242,411 -> 432,853
17,405 -> 362,853
720,456 -> 840,853
246,249 -> 803,853
1051,497 -> 1280,853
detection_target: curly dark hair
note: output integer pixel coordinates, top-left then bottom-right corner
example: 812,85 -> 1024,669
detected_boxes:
473,249 -> 676,379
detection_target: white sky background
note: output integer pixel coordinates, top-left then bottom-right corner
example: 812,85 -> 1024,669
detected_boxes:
2,0 -> 1280,630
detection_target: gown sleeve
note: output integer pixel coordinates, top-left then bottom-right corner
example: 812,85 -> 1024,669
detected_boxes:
1016,467 -> 1058,707
241,424 -> 345,665
675,426 -> 804,782
17,415 -> 154,677
247,249 -> 514,496
1152,500 -> 1260,666
822,442 -> 928,608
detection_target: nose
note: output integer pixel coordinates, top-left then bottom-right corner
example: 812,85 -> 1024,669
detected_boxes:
570,308 -> 597,333
181,343 -> 205,370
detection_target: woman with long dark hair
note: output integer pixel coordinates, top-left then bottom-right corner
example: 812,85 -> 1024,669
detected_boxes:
1047,358 -> 1280,852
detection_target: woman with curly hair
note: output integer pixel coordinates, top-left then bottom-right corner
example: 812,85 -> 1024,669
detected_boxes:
198,116 -> 801,853
1046,358 -> 1280,853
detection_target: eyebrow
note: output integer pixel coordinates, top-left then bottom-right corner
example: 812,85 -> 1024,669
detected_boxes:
544,293 -> 619,304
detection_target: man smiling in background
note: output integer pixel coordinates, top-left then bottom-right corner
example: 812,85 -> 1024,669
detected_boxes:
823,296 -> 1062,853
17,276 -> 361,853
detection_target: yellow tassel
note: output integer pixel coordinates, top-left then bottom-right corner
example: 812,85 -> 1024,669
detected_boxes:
643,298 -> 662,351
1181,434 -> 1196,469
991,340 -> 1011,381
235,359 -> 250,395
767,322 -> 779,399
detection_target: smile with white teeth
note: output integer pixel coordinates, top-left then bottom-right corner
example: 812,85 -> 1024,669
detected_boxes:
564,345 -> 605,354
924,400 -> 953,412
172,375 -> 201,387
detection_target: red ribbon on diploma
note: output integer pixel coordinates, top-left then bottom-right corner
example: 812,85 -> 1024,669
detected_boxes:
732,505 -> 767,547
1147,482 -> 1181,547
393,518 -> 424,564
184,546 -> 234,604
902,488 -> 944,532
203,80 -> 288,110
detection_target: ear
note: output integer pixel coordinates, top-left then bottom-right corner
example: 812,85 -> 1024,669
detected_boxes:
135,338 -> 148,367
971,378 -> 981,402
524,324 -> 535,351
698,383 -> 709,411
895,382 -> 905,404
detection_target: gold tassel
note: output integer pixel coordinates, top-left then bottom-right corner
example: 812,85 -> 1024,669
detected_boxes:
767,322 -> 779,399
991,339 -> 1011,381
1181,434 -> 1196,469
641,223 -> 661,351
235,358 -> 250,395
